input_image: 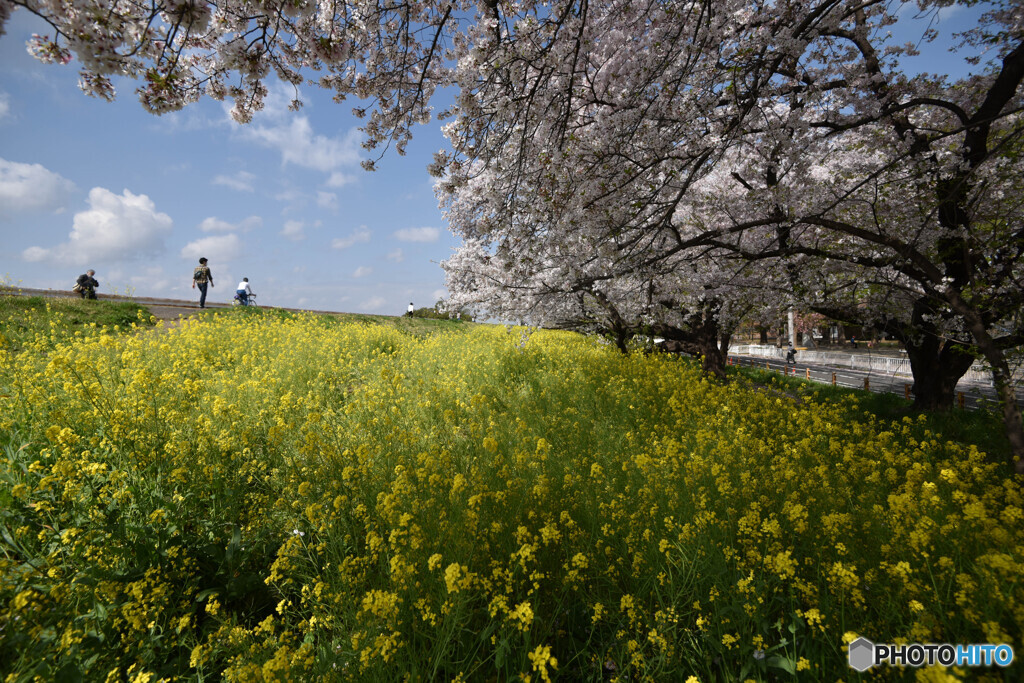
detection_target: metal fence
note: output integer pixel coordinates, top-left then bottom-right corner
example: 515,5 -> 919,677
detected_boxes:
727,344 -> 1002,385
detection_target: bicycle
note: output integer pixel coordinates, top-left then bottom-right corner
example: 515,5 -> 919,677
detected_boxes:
232,292 -> 259,307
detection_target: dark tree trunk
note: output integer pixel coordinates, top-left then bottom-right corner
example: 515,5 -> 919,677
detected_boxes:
700,330 -> 727,379
588,289 -> 634,355
903,336 -> 975,411
946,295 -> 1024,474
654,317 -> 727,378
757,325 -> 769,345
650,303 -> 728,380
613,326 -> 631,354
811,300 -> 974,411
887,299 -> 975,412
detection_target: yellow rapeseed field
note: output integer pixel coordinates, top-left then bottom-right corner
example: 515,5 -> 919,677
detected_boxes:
0,310 -> 1020,681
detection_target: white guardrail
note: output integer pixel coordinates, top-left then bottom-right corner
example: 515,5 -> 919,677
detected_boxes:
726,344 -> 1006,386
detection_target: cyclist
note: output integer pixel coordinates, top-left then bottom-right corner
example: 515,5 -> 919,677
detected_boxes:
236,278 -> 254,306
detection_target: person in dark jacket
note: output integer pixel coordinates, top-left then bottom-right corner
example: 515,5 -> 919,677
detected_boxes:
192,257 -> 214,308
75,270 -> 99,299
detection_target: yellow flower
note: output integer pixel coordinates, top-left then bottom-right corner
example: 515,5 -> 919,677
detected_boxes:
528,644 -> 557,683
510,601 -> 534,631
428,553 -> 443,571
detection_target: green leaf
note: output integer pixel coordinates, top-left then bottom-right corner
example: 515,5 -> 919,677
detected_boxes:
226,525 -> 242,564
767,656 -> 796,675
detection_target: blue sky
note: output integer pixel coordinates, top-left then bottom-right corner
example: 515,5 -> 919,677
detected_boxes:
0,11 -> 459,314
0,3 -> 988,313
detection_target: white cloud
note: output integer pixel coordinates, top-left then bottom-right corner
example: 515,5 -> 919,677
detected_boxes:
199,215 -> 261,232
360,296 -> 387,311
23,187 -> 172,265
432,289 -> 447,302
123,265 -> 172,296
282,219 -> 305,241
247,83 -> 298,119
353,266 -> 373,278
198,217 -> 234,233
0,158 -> 76,216
180,233 -> 242,262
393,226 -> 440,243
0,92 -> 10,122
239,117 -> 363,173
325,171 -> 357,188
162,108 -> 221,132
212,171 -> 256,192
274,188 -> 304,204
317,191 -> 338,210
331,226 -> 372,249
386,248 -> 404,263
237,216 -> 262,232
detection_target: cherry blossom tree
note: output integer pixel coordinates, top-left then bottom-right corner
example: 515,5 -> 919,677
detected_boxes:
441,0 -> 1024,464
702,5 -> 1024,459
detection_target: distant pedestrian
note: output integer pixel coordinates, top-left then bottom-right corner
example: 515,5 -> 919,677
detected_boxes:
786,344 -> 797,365
235,278 -> 253,306
74,270 -> 99,299
407,302 -> 414,316
192,257 -> 214,308
850,335 -> 858,349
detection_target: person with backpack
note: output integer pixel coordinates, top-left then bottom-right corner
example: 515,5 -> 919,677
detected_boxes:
74,270 -> 99,299
786,343 -> 797,365
192,257 -> 214,308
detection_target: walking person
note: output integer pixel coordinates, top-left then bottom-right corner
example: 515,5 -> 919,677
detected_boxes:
192,257 -> 214,308
786,343 -> 797,365
74,270 -> 99,299
235,277 -> 254,306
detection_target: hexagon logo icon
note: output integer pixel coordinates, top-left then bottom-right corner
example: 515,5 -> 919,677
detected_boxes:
848,637 -> 875,672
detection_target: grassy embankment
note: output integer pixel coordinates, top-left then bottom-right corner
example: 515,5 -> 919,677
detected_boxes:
0,295 -> 156,352
0,306 -> 1020,681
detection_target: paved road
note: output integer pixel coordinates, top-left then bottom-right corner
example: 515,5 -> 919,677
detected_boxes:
727,353 -> 1023,411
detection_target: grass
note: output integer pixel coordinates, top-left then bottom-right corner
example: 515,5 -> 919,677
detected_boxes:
728,363 -> 1013,467
0,294 -> 155,352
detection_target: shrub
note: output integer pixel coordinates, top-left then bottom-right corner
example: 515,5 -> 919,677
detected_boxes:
0,316 -> 1020,681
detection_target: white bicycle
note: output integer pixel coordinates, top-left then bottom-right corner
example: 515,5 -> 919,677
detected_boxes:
232,292 -> 259,307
